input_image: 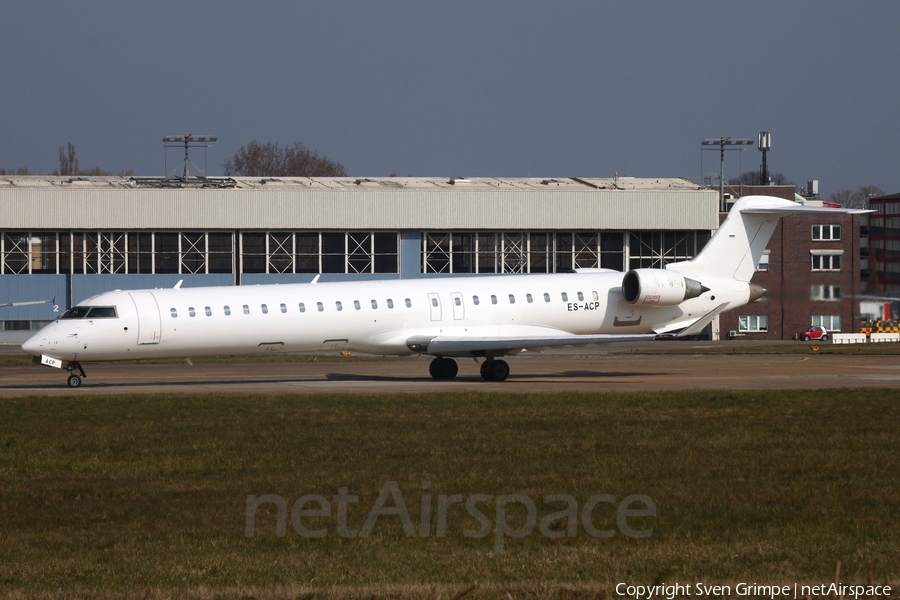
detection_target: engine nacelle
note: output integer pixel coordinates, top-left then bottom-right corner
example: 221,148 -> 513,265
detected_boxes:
621,269 -> 706,307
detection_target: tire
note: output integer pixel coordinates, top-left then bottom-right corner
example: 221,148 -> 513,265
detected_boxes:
480,360 -> 494,381
488,360 -> 510,382
821,334 -> 828,342
429,357 -> 458,380
802,335 -> 810,341
67,374 -> 82,388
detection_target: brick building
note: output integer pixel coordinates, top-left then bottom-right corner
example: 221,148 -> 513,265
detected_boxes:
718,186 -> 864,339
867,193 -> 900,293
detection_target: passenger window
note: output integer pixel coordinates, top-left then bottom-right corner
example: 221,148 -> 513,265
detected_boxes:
473,295 -> 480,305
336,301 -> 343,311
354,300 -> 361,310
170,308 -> 178,318
299,302 -> 306,313
205,306 -> 212,317
243,305 -> 250,315
224,305 -> 231,316
454,297 -> 461,306
261,304 -> 268,314
387,299 -> 394,309
577,292 -> 584,301
526,293 -> 533,303
491,295 -> 497,305
561,292 -> 568,302
405,298 -> 411,308
431,298 -> 438,307
317,302 -> 324,312
280,303 -> 287,313
188,307 -> 196,317
371,300 -> 378,309
544,293 -> 550,302
592,291 -> 599,301
509,294 -> 515,304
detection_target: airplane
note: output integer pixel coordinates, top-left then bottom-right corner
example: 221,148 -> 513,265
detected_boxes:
21,195 -> 867,388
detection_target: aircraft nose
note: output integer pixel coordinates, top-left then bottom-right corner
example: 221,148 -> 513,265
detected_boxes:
21,333 -> 43,355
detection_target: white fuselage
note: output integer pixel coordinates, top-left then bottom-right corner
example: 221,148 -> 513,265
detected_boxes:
22,271 -> 751,363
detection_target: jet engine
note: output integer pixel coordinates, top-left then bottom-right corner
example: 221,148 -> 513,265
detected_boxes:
621,269 -> 707,307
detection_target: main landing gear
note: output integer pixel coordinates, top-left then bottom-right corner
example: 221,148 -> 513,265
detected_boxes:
428,357 -> 510,382
66,361 -> 86,388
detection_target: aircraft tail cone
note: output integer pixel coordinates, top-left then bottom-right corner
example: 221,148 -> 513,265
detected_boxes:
749,283 -> 767,302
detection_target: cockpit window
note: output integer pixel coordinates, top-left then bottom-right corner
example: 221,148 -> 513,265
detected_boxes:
61,306 -> 117,319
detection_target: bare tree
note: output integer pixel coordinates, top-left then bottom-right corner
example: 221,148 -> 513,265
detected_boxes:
222,140 -> 347,177
728,170 -> 793,186
829,185 -> 885,209
0,167 -> 31,175
57,142 -> 79,176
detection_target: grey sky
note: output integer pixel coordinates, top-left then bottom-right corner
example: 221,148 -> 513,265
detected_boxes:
1,2 -> 896,197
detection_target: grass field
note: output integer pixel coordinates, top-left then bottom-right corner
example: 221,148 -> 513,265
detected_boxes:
0,390 -> 897,599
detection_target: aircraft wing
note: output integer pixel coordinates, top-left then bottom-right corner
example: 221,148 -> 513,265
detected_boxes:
406,333 -> 656,356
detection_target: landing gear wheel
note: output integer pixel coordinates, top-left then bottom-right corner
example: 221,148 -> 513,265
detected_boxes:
429,357 -> 458,380
480,359 -> 510,382
67,374 -> 82,388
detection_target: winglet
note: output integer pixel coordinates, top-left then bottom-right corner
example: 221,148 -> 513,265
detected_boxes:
174,280 -> 183,289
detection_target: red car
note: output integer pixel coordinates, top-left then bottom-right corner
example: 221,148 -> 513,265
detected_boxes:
799,326 -> 829,342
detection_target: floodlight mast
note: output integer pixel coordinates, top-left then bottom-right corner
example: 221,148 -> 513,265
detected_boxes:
701,137 -> 754,211
162,134 -> 218,181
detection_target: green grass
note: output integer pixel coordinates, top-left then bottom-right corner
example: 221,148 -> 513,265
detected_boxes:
0,390 -> 898,598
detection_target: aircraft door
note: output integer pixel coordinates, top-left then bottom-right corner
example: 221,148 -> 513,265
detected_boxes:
427,293 -> 442,321
130,292 -> 162,344
450,292 -> 464,320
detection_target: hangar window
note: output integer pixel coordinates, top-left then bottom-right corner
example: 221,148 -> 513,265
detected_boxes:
811,285 -> 841,301
812,315 -> 841,331
812,225 -> 841,241
628,230 -> 707,270
738,315 -> 767,332
811,251 -> 842,271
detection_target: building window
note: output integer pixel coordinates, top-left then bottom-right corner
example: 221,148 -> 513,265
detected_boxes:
812,315 -> 841,331
812,225 -> 841,241
811,285 -> 842,301
757,251 -> 770,272
811,252 -> 842,271
738,315 -> 768,332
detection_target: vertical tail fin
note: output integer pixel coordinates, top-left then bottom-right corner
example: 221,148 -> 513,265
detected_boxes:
667,195 -> 868,282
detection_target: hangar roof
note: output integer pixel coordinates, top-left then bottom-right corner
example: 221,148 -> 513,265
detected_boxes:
0,175 -> 704,192
0,175 -> 717,231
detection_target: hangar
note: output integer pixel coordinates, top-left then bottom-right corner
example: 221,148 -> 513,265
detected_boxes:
0,175 -> 716,343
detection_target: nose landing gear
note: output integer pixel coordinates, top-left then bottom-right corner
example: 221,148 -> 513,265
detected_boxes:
66,361 -> 86,388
